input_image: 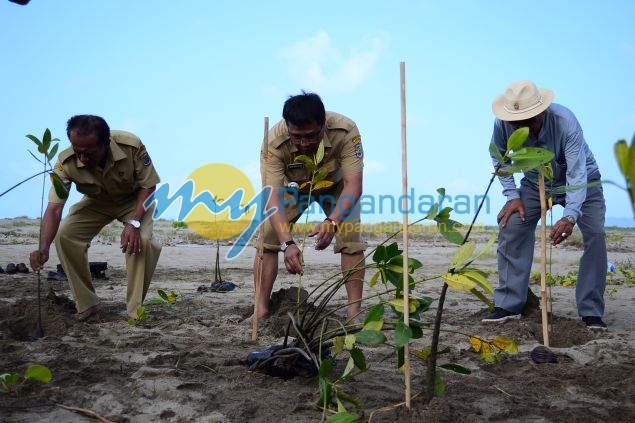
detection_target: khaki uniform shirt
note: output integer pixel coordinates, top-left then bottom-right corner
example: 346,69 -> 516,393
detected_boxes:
49,130 -> 160,204
261,111 -> 363,192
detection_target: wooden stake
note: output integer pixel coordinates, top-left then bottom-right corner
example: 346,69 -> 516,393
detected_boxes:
538,172 -> 550,347
253,116 -> 269,341
400,61 -> 411,410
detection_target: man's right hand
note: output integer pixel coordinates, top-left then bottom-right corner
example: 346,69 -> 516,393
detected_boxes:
29,249 -> 49,272
283,244 -> 304,275
497,198 -> 525,227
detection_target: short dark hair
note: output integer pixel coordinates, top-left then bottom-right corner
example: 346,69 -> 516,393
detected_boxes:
282,91 -> 326,127
66,115 -> 110,145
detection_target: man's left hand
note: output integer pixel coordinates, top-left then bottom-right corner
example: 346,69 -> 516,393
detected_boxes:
120,225 -> 142,255
550,218 -> 574,246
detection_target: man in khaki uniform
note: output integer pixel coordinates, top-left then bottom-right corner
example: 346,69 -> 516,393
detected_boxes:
29,115 -> 162,320
253,92 -> 366,322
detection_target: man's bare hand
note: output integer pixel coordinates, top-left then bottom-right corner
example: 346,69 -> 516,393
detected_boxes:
308,220 -> 336,250
497,198 -> 525,227
120,225 -> 142,255
283,244 -> 303,275
29,249 -> 49,272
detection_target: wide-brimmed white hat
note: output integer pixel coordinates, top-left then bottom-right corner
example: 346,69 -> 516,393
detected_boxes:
492,80 -> 554,121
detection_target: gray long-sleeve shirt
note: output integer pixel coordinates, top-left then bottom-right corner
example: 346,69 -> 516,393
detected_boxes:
490,103 -> 601,221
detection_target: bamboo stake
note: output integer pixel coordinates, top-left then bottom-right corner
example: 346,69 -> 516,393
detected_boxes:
399,61 -> 411,410
253,116 -> 269,341
538,172 -> 550,346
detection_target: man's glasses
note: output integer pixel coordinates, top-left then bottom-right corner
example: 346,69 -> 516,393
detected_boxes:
289,125 -> 323,144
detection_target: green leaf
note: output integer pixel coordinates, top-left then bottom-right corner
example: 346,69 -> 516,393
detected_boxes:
335,390 -> 362,409
313,180 -> 334,190
364,303 -> 384,323
362,320 -> 383,332
614,140 -> 629,177
387,298 -> 419,314
489,141 -> 505,164
0,373 -> 20,385
369,271 -> 380,288
325,411 -> 359,423
434,218 -> 465,245
293,155 -> 316,173
462,268 -> 494,294
506,127 -> 529,152
434,374 -> 446,397
442,273 -> 476,292
342,356 -> 355,378
439,363 -> 471,375
313,167 -> 328,183
50,173 -> 69,199
469,287 -> 494,308
315,141 -> 325,165
449,241 -> 476,271
318,359 -> 335,378
353,330 -> 387,345
349,347 -> 367,371
158,289 -> 169,301
469,234 -> 497,263
394,321 -> 413,347
372,245 -> 387,263
42,128 -> 52,149
318,377 -> 333,407
25,134 -> 42,148
628,136 -> 635,206
343,334 -> 355,350
47,143 -> 59,163
387,255 -> 423,273
145,298 -> 164,305
24,364 -> 52,383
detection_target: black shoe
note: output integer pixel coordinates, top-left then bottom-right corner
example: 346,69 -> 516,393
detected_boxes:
482,307 -> 520,323
582,316 -> 607,331
0,265 -> 4,274
16,263 -> 29,273
47,271 -> 68,281
5,263 -> 17,274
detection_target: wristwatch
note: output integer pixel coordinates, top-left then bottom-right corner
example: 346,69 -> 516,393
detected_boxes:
280,240 -> 296,252
127,219 -> 141,229
563,215 -> 576,225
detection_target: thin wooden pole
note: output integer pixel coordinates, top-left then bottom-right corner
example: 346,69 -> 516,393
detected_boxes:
253,116 -> 269,341
400,61 -> 411,410
538,173 -> 550,347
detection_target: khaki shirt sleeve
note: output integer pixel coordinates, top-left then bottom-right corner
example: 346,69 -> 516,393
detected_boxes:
337,124 -> 364,176
261,120 -> 289,188
133,142 -> 161,188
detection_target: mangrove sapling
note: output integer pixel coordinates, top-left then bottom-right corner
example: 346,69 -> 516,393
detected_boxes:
145,289 -> 179,306
289,140 -> 335,320
612,134 -> 635,218
0,364 -> 53,396
1,130 -> 69,339
128,306 -> 148,326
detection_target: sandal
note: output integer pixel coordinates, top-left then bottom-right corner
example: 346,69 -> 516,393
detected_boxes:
74,304 -> 103,321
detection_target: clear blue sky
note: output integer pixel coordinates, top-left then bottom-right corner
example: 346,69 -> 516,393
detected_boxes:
1,0 -> 634,226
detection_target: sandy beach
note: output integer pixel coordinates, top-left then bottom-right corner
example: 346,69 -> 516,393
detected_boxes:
1,218 -> 634,422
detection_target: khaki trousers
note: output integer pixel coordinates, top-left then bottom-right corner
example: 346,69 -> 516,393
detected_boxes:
55,196 -> 161,318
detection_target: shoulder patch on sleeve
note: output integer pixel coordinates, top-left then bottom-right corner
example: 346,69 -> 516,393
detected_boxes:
136,145 -> 152,166
351,135 -> 362,145
354,142 -> 364,158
